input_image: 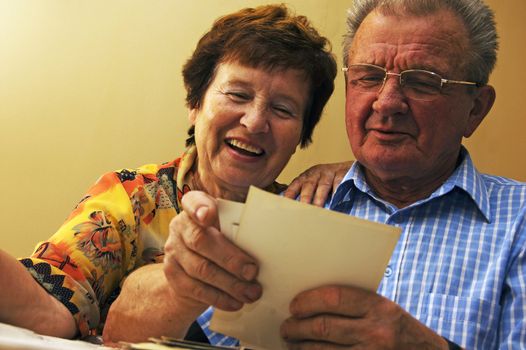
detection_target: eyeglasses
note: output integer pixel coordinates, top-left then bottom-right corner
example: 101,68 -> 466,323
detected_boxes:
342,63 -> 481,101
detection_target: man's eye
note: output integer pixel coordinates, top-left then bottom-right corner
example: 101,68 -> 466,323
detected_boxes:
404,79 -> 440,94
358,74 -> 384,83
401,72 -> 442,94
351,73 -> 384,88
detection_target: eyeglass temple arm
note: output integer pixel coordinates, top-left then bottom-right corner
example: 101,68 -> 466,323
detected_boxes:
442,78 -> 482,87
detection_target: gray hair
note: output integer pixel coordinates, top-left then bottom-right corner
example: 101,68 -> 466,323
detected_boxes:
343,0 -> 498,85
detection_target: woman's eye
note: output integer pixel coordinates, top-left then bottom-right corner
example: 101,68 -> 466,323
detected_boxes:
272,105 -> 294,118
225,91 -> 250,102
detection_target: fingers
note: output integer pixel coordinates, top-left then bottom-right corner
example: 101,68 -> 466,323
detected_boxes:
283,175 -> 308,201
284,162 -> 354,208
282,286 -> 445,349
284,172 -> 322,206
171,211 -> 258,281
164,201 -> 262,311
281,314 -> 362,348
281,286 -> 388,348
289,285 -> 372,318
310,181 -> 332,208
164,241 -> 254,310
332,161 -> 354,190
283,342 -> 355,350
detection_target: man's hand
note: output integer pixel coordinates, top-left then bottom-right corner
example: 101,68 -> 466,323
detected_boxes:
280,285 -> 450,349
284,161 -> 353,207
163,191 -> 262,312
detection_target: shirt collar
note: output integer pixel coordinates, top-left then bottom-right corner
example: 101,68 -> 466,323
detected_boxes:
443,147 -> 491,221
331,147 -> 491,221
176,145 -> 198,191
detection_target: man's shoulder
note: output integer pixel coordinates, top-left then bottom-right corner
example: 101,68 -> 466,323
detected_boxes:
480,172 -> 526,190
478,173 -> 526,212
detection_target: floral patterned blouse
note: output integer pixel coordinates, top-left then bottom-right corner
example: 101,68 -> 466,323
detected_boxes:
18,146 -> 285,337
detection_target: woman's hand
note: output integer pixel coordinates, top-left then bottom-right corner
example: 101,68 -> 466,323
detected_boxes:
105,191 -> 263,345
103,263 -> 196,345
283,161 -> 353,207
163,191 -> 262,312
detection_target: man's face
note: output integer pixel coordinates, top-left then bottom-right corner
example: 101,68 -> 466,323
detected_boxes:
345,9 -> 489,184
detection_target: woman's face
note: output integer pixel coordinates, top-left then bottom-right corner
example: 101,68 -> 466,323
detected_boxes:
191,61 -> 309,192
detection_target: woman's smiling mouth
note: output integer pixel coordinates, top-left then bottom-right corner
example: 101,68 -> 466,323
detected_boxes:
225,138 -> 265,157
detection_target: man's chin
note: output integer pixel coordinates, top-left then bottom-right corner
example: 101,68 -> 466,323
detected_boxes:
360,155 -> 418,179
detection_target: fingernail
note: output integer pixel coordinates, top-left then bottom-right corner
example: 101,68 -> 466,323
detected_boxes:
244,284 -> 262,302
226,299 -> 243,311
242,263 -> 257,281
195,206 -> 208,222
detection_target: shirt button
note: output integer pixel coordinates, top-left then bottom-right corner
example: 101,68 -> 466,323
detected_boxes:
384,266 -> 393,277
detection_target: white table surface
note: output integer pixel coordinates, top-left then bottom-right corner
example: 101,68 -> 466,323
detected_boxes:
0,322 -> 111,350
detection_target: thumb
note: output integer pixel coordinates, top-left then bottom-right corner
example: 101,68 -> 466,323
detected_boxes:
181,190 -> 219,228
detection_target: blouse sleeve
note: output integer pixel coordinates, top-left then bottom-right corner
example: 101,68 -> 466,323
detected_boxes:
19,169 -> 154,336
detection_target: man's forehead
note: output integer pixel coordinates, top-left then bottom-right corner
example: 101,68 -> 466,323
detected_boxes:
348,9 -> 469,71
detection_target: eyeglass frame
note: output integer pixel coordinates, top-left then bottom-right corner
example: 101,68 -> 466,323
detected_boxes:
341,63 -> 482,100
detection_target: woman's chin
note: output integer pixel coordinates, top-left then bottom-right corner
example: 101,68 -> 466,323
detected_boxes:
221,172 -> 266,191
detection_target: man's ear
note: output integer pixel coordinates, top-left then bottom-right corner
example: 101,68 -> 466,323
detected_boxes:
188,108 -> 198,125
464,85 -> 496,138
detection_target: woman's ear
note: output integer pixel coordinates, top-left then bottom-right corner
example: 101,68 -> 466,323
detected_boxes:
188,108 -> 198,125
464,85 -> 496,138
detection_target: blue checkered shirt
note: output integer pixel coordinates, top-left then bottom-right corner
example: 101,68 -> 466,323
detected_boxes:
198,148 -> 526,349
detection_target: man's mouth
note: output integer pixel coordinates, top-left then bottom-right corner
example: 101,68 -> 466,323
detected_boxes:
369,128 -> 410,136
225,139 -> 265,157
367,128 -> 413,143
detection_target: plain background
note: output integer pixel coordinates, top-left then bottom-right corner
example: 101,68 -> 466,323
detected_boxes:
1,0 -> 525,257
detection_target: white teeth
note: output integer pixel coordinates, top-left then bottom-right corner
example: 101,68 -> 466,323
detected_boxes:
227,139 -> 264,155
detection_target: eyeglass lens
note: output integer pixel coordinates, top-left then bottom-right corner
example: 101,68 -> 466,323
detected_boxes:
346,65 -> 443,101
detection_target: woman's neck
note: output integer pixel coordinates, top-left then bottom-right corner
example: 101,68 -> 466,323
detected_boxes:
191,168 -> 249,203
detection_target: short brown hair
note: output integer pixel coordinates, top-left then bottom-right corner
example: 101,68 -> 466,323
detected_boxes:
183,4 -> 337,148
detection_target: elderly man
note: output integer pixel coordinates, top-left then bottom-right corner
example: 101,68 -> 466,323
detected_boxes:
122,0 -> 525,349
278,0 -> 525,349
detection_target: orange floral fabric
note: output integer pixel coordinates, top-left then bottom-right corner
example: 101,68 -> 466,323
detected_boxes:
20,146 -> 197,336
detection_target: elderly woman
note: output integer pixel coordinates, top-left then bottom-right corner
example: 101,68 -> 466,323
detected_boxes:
0,3 -> 340,344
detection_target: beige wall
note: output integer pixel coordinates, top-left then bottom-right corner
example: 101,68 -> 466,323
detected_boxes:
0,0 -> 524,257
463,0 -> 526,179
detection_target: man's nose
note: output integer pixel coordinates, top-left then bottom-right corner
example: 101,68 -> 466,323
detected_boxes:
372,74 -> 409,115
240,104 -> 270,133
